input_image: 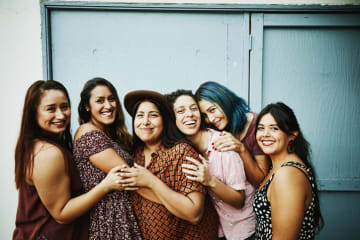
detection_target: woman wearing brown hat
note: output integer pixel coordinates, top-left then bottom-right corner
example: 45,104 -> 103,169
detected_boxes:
119,90 -> 218,240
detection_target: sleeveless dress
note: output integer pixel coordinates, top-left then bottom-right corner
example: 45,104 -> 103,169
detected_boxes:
253,161 -> 316,240
73,130 -> 142,240
13,148 -> 89,240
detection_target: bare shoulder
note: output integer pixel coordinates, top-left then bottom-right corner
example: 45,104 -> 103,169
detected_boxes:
273,163 -> 309,192
32,141 -> 67,181
74,122 -> 99,142
34,141 -> 64,165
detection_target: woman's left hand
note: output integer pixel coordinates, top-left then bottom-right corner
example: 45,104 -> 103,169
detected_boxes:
213,131 -> 246,153
182,155 -> 215,187
118,163 -> 156,190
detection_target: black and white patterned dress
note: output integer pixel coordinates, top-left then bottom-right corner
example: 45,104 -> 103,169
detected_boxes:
253,161 -> 316,240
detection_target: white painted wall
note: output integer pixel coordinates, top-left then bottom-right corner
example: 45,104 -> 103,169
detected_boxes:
0,0 -> 359,239
0,0 -> 42,239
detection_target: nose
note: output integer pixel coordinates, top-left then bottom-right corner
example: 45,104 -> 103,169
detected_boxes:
185,109 -> 193,117
143,115 -> 151,125
104,100 -> 111,108
263,127 -> 270,137
55,108 -> 65,119
208,114 -> 215,123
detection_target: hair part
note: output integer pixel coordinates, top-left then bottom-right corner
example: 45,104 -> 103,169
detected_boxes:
255,102 -> 324,233
195,81 -> 249,135
15,80 -> 73,189
78,77 -> 132,152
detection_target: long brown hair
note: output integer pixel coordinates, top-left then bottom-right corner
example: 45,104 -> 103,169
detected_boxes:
15,80 -> 73,189
78,77 -> 132,152
255,102 -> 324,233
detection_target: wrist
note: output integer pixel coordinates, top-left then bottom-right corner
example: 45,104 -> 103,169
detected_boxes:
98,180 -> 111,195
147,175 -> 159,189
209,176 -> 217,188
238,145 -> 247,155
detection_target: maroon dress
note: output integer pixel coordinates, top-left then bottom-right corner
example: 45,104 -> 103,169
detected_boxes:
73,130 -> 142,240
13,148 -> 89,240
242,112 -> 265,157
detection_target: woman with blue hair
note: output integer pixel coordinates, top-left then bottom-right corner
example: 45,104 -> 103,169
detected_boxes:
195,81 -> 270,188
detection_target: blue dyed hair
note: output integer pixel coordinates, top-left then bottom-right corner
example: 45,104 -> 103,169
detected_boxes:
195,81 -> 249,135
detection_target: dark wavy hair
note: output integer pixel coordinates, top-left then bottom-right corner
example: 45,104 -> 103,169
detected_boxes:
78,77 -> 132,152
195,81 -> 249,136
255,102 -> 324,233
165,89 -> 207,130
15,80 -> 73,189
130,98 -> 188,151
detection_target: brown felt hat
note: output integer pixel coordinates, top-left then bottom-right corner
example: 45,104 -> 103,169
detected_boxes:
124,90 -> 171,117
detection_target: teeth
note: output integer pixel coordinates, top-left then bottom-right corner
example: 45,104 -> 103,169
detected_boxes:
262,140 -> 274,145
101,111 -> 112,116
184,121 -> 196,125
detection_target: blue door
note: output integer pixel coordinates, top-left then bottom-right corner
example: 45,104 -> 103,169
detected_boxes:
250,13 -> 360,239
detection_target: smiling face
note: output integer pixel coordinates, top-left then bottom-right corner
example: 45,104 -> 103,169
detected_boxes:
37,89 -> 70,134
198,99 -> 228,131
256,113 -> 294,157
173,95 -> 201,137
134,101 -> 163,146
88,85 -> 117,130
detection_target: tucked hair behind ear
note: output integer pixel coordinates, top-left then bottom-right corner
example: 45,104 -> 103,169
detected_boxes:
195,81 -> 249,135
255,102 -> 324,233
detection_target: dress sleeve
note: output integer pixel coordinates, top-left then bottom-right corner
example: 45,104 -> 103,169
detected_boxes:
75,130 -> 113,159
177,143 -> 206,195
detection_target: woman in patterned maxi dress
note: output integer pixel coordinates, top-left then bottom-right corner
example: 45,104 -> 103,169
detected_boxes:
73,78 -> 144,240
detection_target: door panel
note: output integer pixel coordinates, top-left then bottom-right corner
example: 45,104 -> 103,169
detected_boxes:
50,9 -> 249,130
250,13 -> 360,240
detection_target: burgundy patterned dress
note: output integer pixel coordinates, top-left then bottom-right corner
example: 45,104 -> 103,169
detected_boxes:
73,130 -> 142,240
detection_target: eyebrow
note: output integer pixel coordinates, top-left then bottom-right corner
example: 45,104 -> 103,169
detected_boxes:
258,123 -> 278,126
44,103 -> 56,107
136,110 -> 160,114
149,110 -> 160,114
94,94 -> 114,98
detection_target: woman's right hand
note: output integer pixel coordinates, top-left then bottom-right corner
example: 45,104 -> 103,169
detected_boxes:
182,155 -> 215,187
213,131 -> 246,153
100,165 -> 138,192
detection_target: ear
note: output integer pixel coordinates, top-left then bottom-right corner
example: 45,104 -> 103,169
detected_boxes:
292,131 -> 299,140
85,105 -> 90,112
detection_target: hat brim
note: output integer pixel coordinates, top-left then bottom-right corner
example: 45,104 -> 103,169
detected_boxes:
124,90 -> 170,116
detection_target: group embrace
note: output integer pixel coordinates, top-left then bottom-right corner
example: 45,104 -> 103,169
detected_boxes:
13,78 -> 323,240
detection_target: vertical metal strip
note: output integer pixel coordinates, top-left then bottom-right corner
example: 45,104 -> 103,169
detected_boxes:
249,13 -> 264,113
40,2 -> 52,80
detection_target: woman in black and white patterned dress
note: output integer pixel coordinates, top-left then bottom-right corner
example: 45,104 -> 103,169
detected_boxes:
253,102 -> 324,240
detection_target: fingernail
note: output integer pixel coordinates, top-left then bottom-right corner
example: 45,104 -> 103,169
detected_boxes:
211,142 -> 214,145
